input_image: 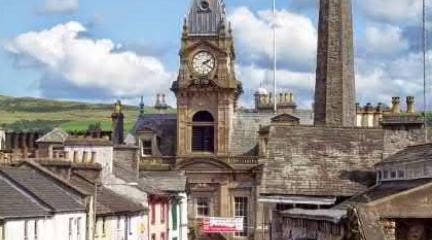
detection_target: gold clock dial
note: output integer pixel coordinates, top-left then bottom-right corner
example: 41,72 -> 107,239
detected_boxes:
192,51 -> 215,76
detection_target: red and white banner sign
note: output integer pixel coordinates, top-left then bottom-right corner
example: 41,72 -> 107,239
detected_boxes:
202,217 -> 244,233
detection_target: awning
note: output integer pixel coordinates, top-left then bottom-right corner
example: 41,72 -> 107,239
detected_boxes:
258,195 -> 336,205
281,208 -> 347,224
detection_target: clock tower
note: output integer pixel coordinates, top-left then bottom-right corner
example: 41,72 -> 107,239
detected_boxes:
172,0 -> 242,156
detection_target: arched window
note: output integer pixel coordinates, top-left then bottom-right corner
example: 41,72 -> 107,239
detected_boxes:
192,111 -> 214,152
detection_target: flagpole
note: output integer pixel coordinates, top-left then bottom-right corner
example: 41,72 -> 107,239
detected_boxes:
423,0 -> 428,142
272,0 -> 277,113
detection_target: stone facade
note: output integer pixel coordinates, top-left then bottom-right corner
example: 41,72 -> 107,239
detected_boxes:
314,0 -> 356,127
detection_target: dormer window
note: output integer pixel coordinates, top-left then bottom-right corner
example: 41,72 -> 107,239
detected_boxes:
398,169 -> 405,178
142,140 -> 153,156
390,170 -> 397,179
383,170 -> 389,179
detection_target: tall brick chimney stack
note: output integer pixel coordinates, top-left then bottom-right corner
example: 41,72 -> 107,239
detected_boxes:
314,0 -> 356,127
111,100 -> 124,145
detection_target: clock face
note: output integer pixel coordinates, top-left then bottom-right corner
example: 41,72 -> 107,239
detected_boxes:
192,51 -> 215,76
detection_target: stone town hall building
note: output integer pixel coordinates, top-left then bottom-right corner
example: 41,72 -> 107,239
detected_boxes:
130,0 -> 429,239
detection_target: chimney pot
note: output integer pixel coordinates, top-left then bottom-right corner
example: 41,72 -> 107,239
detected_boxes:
406,96 -> 415,114
391,96 -> 401,114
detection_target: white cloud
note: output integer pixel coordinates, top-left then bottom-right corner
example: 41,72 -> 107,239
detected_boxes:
355,50 -> 428,107
357,0 -> 422,24
362,24 -> 409,57
4,21 -> 174,100
235,64 -> 315,108
41,0 -> 79,14
229,7 -> 317,72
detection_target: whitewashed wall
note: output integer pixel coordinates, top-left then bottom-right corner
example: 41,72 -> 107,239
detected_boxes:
4,212 -> 86,240
95,215 -> 147,240
64,145 -> 113,179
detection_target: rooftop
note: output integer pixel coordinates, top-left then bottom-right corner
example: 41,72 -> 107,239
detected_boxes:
377,143 -> 432,166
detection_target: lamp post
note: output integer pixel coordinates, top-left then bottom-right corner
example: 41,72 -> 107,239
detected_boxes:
93,182 -> 139,240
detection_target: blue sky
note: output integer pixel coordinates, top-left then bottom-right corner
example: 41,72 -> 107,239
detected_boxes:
0,0 -> 430,109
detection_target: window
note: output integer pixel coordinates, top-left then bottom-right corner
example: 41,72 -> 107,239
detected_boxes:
151,234 -> 156,240
161,203 -> 166,223
196,198 -> 210,217
192,111 -> 214,152
128,217 -> 132,235
68,218 -> 73,240
398,170 -> 405,178
151,203 -> 156,224
161,232 -> 165,240
390,171 -> 397,179
383,170 -> 389,179
172,202 -> 178,231
34,220 -> 38,240
102,217 -> 106,237
24,220 -> 29,240
76,218 -> 81,240
142,140 -> 152,155
234,197 -> 248,237
0,223 -> 4,240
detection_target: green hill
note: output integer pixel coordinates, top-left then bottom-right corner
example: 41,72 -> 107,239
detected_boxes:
0,95 -> 169,132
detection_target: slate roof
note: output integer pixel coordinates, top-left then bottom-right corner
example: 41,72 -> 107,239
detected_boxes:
376,143 -> 432,166
133,114 -> 177,156
70,174 -> 145,217
36,128 -> 68,143
0,167 -> 85,213
260,126 -> 384,197
334,178 -> 432,210
229,110 -> 312,156
112,161 -> 162,195
0,175 -> 51,220
131,109 -> 313,157
140,171 -> 187,193
187,0 -> 226,36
